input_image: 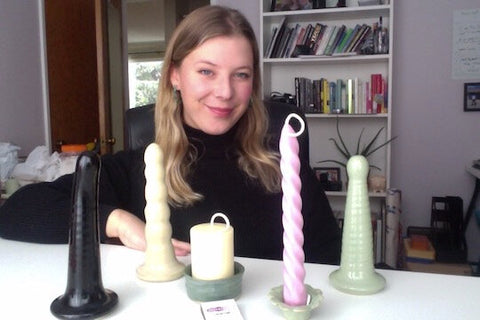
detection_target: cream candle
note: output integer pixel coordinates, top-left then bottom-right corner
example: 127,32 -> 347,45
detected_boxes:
280,114 -> 307,307
190,213 -> 234,280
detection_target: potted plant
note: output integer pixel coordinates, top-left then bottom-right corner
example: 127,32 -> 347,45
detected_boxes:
318,117 -> 397,192
318,117 -> 397,170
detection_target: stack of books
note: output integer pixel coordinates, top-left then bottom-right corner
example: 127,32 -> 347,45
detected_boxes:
404,235 -> 435,264
292,73 -> 386,114
264,18 -> 388,59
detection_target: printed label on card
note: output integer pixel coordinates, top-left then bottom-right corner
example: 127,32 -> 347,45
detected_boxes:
200,299 -> 243,320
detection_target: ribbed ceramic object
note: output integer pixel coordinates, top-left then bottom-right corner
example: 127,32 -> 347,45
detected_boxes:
51,152 -> 118,319
329,155 -> 386,295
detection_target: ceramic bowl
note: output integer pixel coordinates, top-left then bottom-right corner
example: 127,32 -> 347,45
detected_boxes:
184,262 -> 244,302
268,284 -> 323,320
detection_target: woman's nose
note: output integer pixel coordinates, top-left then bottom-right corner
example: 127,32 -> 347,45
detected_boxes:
214,75 -> 233,100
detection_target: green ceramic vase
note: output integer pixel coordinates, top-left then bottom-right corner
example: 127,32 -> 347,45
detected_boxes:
329,155 -> 386,295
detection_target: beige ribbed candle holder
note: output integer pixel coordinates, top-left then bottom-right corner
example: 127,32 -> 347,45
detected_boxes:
137,143 -> 185,282
329,155 -> 386,295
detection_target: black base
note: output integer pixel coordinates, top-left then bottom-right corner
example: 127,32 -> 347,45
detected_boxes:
50,289 -> 118,319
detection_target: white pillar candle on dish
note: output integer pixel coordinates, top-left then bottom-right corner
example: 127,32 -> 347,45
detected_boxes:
190,213 -> 234,280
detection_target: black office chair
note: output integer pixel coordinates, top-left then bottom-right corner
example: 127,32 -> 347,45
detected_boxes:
124,103 -> 155,151
124,101 -> 310,162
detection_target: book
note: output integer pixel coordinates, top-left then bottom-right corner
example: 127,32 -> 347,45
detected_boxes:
315,25 -> 333,55
278,27 -> 293,58
365,80 -> 372,113
323,26 -> 339,56
345,24 -> 368,53
264,27 -> 278,58
296,27 -> 306,46
302,23 -> 314,46
404,238 -> 436,263
333,27 -> 353,54
308,23 -> 325,53
305,78 -> 314,113
350,25 -> 372,53
337,24 -> 360,54
312,79 -> 322,113
326,25 -> 346,55
346,78 -> 354,114
328,81 -> 337,111
273,26 -> 292,58
354,77 -> 363,114
294,77 -> 301,108
311,24 -> 327,54
268,17 -> 287,58
335,79 -> 344,113
294,77 -> 312,112
322,78 -> 330,113
284,24 -> 301,58
371,73 -> 383,113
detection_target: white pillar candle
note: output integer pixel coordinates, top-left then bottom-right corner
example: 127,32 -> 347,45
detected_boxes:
190,213 -> 234,280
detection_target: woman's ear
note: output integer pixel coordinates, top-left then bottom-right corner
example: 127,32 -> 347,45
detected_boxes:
169,66 -> 180,90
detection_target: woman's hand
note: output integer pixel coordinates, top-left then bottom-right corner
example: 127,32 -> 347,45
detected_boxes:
172,238 -> 191,256
106,209 -> 191,256
106,209 -> 146,251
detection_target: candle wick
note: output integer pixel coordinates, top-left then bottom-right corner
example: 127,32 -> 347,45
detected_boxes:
284,114 -> 305,138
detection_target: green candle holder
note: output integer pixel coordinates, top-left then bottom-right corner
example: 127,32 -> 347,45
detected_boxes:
268,284 -> 323,320
329,155 -> 386,295
184,262 -> 244,302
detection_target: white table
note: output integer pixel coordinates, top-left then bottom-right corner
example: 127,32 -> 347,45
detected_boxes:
1,239 -> 479,319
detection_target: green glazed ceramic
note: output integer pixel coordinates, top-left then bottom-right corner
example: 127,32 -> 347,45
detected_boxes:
329,155 -> 386,295
184,262 -> 244,302
268,284 -> 323,320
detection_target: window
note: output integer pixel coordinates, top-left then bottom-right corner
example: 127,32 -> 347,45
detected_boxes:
128,59 -> 163,108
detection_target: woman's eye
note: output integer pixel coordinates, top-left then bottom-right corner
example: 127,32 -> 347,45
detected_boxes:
199,69 -> 212,76
235,72 -> 251,80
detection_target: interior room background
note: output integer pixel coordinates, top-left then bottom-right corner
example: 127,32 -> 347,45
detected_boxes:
0,0 -> 479,262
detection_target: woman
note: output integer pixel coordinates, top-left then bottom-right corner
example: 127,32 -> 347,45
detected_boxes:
0,6 -> 341,264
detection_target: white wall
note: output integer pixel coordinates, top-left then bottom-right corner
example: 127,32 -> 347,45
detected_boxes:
0,0 -> 48,157
392,0 -> 480,261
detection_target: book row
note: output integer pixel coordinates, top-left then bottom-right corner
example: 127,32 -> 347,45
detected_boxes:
264,16 -> 388,59
294,73 -> 387,114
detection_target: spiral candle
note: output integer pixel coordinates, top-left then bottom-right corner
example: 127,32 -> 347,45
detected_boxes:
280,114 -> 307,307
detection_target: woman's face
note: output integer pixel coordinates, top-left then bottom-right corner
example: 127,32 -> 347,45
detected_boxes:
170,35 -> 254,135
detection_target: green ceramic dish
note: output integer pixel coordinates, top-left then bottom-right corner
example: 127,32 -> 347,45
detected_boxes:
184,262 -> 245,302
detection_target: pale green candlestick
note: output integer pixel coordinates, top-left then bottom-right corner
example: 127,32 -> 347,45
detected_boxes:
329,155 -> 386,295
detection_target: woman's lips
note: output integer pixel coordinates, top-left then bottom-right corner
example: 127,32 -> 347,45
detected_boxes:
207,105 -> 233,117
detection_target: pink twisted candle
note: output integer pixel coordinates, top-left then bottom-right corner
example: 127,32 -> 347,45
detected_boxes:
280,114 -> 307,307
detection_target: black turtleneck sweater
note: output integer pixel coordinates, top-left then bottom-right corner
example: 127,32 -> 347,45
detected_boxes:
0,125 -> 341,264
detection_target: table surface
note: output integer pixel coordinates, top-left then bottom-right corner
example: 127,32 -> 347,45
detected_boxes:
1,239 -> 479,320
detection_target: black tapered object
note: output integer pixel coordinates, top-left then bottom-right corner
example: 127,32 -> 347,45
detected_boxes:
51,152 -> 118,319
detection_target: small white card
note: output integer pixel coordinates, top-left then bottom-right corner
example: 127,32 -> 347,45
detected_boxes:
200,299 -> 244,320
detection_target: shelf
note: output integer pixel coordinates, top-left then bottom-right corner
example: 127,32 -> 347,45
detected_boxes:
263,5 -> 391,19
306,113 -> 388,119
326,191 -> 386,198
264,54 -> 389,64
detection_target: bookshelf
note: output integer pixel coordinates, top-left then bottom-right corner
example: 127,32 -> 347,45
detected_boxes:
260,0 -> 394,261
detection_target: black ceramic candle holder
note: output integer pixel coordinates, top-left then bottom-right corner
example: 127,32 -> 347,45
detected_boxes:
50,152 -> 118,319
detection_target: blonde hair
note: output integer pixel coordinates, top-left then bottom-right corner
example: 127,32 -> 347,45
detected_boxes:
155,5 -> 280,206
